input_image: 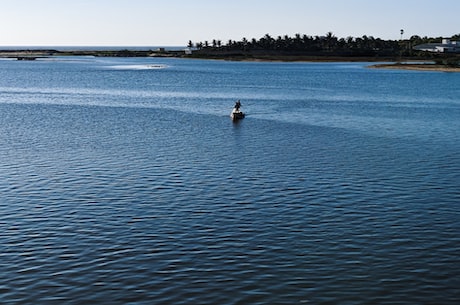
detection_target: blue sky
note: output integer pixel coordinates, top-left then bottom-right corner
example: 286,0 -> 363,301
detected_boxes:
0,0 -> 458,46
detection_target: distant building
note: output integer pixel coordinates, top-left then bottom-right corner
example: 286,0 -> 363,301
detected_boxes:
414,38 -> 460,53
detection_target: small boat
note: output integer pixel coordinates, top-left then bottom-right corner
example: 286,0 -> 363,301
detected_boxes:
230,108 -> 245,120
231,100 -> 245,120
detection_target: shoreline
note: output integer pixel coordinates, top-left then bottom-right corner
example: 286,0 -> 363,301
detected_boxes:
1,49 -> 459,72
0,49 -> 399,62
369,63 -> 460,72
0,49 -> 418,62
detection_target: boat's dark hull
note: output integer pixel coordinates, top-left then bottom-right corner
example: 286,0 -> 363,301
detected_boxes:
231,111 -> 245,120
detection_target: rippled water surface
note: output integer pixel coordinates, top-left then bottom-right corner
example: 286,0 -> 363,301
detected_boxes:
0,57 -> 459,304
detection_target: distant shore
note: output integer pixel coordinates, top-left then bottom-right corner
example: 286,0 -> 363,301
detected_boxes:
1,49 -> 459,72
0,49 -> 183,59
0,49 -> 398,62
0,49 -> 415,63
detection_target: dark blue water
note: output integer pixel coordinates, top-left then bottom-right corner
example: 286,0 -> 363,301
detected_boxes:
0,57 -> 459,304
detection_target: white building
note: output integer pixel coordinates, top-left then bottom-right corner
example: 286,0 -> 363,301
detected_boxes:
414,38 -> 460,53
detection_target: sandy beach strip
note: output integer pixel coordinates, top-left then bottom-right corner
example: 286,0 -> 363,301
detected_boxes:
369,63 -> 460,72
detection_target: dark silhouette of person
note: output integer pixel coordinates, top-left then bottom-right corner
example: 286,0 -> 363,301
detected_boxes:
234,100 -> 241,111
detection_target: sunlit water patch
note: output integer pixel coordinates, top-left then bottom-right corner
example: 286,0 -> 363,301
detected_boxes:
107,64 -> 169,70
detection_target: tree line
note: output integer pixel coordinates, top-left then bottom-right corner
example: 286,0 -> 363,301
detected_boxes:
187,32 -> 460,58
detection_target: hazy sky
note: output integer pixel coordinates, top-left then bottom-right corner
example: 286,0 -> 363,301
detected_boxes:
0,0 -> 458,46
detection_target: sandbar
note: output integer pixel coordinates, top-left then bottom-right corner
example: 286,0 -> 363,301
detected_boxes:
369,63 -> 460,72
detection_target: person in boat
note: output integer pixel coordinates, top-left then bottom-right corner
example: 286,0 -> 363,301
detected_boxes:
234,100 -> 242,111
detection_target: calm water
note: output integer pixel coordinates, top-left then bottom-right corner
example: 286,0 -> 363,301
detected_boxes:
0,57 -> 459,304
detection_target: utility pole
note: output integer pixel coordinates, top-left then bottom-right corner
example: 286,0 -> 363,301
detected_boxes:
399,29 -> 405,63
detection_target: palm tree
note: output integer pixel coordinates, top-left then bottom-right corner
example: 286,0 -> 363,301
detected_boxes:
241,37 -> 248,51
325,32 -> 337,51
293,33 -> 302,50
260,33 -> 274,49
283,35 -> 292,49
